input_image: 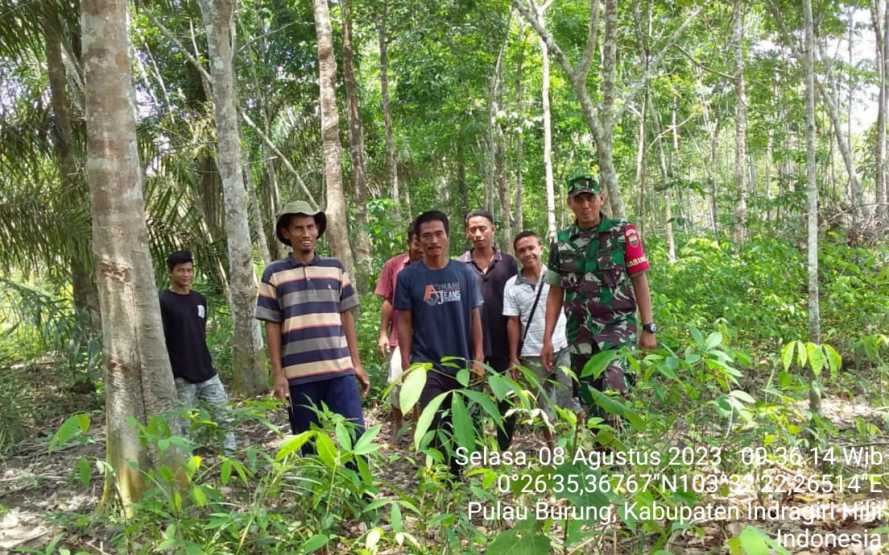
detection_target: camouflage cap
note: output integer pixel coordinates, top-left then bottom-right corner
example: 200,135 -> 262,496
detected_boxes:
275,200 -> 326,245
567,174 -> 602,197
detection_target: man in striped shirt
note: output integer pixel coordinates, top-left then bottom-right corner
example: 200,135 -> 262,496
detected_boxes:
255,200 -> 370,438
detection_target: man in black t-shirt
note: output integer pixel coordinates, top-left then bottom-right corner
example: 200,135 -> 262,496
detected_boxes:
159,250 -> 235,454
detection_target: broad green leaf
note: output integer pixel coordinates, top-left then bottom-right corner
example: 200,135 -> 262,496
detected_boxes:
581,349 -> 619,379
587,388 -> 642,430
73,456 -> 91,487
705,332 -> 723,350
315,433 -> 337,469
301,534 -> 329,553
390,503 -> 403,533
460,389 -> 503,425
806,343 -> 824,377
450,392 -> 475,452
414,392 -> 449,450
49,413 -> 90,452
780,342 -> 795,371
823,344 -> 842,377
399,367 -> 427,414
486,528 -> 551,554
335,421 -> 352,451
220,459 -> 232,485
795,340 -> 807,368
353,424 -> 382,456
487,371 -> 510,400
456,368 -> 470,387
276,431 -> 313,461
729,390 -> 755,404
365,527 -> 383,549
191,485 -> 207,507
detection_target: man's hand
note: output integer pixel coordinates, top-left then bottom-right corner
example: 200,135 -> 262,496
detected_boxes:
355,365 -> 371,397
471,359 -> 486,382
377,333 -> 391,358
272,373 -> 289,400
640,331 -> 657,350
509,357 -> 521,380
541,340 -> 555,373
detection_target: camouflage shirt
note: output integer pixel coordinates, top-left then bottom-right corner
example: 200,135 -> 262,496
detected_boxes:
544,215 -> 650,354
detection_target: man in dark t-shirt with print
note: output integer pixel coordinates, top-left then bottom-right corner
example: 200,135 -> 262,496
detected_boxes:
394,210 -> 483,475
159,250 -> 236,454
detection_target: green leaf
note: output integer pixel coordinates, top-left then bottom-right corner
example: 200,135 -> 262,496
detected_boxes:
451,392 -> 475,452
460,389 -> 503,425
276,431 -> 314,461
191,485 -> 207,507
780,342 -> 795,372
587,388 -> 642,429
399,367 -> 427,414
729,390 -> 755,404
315,433 -> 337,469
795,340 -> 807,368
353,424 -> 382,456
390,503 -> 403,533
580,349 -> 618,379
220,459 -> 232,485
806,343 -> 824,377
487,371 -> 511,400
335,422 -> 352,451
301,534 -> 329,553
73,456 -> 91,487
823,344 -> 842,377
486,528 -> 551,554
49,413 -> 90,451
705,332 -> 723,350
727,525 -> 788,555
456,368 -> 470,387
414,392 -> 449,450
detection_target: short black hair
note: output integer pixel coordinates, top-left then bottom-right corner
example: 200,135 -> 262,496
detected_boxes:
513,230 -> 540,251
415,210 -> 449,237
167,250 -> 193,271
464,209 -> 494,226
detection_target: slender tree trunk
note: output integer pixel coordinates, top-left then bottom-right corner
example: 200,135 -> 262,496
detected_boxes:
873,2 -> 885,222
803,0 -> 821,415
198,0 -> 266,396
732,0 -> 749,244
598,0 -> 624,217
882,1 -> 889,221
378,1 -> 400,221
82,0 -> 180,511
341,0 -> 373,291
244,151 -> 272,266
513,34 -> 526,235
649,100 -> 676,262
541,33 -> 556,240
313,0 -> 358,282
634,92 -> 647,233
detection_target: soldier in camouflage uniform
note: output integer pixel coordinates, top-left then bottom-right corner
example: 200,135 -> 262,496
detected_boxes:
541,174 -> 656,409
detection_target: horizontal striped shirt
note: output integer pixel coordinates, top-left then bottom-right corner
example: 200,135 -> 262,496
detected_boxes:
255,255 -> 359,384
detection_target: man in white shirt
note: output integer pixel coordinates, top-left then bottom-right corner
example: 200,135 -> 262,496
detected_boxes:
503,231 -> 579,447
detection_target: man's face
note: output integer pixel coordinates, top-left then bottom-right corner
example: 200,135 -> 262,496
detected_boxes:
282,215 -> 319,254
408,234 -> 424,261
514,236 -> 542,270
418,220 -> 449,259
170,261 -> 194,289
568,192 -> 606,227
466,216 -> 494,250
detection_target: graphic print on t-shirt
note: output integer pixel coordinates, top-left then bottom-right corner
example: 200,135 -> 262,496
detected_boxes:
423,282 -> 462,306
197,305 -> 206,319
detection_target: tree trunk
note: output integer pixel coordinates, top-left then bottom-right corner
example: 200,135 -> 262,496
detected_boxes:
82,0 -> 180,511
244,151 -> 272,266
341,0 -> 373,292
598,0 -> 624,218
313,0 -> 358,282
649,98 -> 676,262
882,1 -> 889,222
873,2 -> 885,224
198,0 -> 266,396
378,0 -> 400,221
541,34 -> 556,241
732,0 -> 749,244
803,0 -> 821,416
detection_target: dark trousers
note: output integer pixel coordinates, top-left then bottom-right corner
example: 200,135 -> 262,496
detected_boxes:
288,374 -> 366,454
487,356 -> 517,451
418,371 -> 463,475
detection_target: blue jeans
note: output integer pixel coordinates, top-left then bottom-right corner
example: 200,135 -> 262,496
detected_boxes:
287,374 -> 366,437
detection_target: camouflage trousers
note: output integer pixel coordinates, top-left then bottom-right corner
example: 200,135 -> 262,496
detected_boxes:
570,346 -> 634,419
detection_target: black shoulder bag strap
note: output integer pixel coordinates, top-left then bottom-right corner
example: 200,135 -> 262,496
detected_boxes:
520,278 -> 546,355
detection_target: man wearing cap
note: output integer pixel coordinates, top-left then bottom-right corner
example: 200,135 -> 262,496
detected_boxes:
159,250 -> 236,454
255,201 -> 370,440
541,174 -> 656,412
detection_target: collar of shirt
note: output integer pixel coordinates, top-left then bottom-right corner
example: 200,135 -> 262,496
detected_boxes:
287,254 -> 320,268
515,264 -> 547,287
569,213 -> 612,240
458,248 -> 502,275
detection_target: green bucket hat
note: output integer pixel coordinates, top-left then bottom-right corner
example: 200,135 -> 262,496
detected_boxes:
275,200 -> 327,245
567,173 -> 601,197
